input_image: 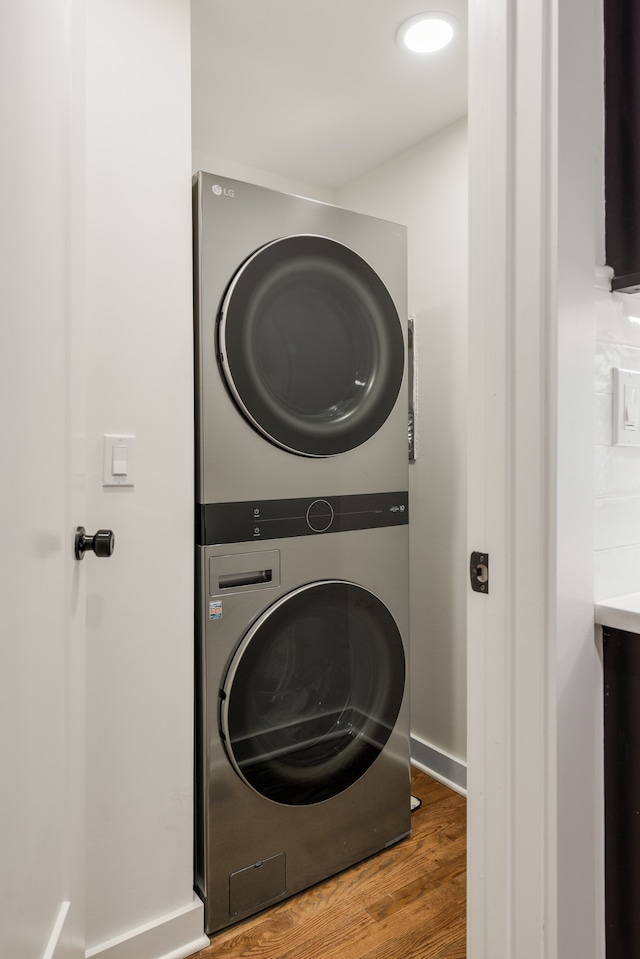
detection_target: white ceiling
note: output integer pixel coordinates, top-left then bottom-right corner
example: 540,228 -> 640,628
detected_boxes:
191,0 -> 468,190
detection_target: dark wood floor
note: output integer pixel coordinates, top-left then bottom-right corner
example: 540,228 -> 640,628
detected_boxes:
188,766 -> 466,959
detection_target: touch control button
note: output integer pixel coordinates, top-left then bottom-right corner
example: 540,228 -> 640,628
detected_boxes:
306,499 -> 334,533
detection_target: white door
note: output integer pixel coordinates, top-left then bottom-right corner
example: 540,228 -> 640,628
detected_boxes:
467,0 -> 602,956
0,2 -> 86,957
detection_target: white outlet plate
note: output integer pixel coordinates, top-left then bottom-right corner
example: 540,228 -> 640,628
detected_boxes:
613,369 -> 640,447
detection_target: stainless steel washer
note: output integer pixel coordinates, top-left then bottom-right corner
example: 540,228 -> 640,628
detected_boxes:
195,510 -> 410,935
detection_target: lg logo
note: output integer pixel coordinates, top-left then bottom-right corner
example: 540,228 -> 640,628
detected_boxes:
212,184 -> 235,197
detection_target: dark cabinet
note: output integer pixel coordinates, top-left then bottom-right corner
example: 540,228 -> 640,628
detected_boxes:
603,626 -> 640,956
605,0 -> 640,291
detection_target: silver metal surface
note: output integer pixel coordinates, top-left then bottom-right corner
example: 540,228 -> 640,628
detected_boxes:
193,172 -> 409,505
195,525 -> 411,935
193,175 -> 411,936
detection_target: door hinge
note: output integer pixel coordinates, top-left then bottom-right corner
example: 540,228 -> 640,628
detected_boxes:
470,552 -> 489,593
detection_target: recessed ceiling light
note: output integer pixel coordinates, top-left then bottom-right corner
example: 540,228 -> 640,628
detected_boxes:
397,13 -> 457,54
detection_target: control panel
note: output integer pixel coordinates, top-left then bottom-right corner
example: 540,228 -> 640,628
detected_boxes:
197,491 -> 409,546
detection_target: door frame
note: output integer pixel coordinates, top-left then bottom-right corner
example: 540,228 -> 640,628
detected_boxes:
62,0 -> 87,955
467,0 -> 602,956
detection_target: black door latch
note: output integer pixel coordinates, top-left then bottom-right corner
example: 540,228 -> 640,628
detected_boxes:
470,551 -> 489,593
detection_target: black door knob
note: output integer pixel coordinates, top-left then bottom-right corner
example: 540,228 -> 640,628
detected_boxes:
75,526 -> 115,560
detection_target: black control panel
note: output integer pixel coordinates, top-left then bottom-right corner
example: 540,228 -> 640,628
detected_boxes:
197,491 -> 409,546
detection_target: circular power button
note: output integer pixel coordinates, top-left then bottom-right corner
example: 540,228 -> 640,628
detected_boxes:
306,499 -> 334,533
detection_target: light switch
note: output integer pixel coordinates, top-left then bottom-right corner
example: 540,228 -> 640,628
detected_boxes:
624,384 -> 639,430
613,370 -> 640,446
103,434 -> 136,486
112,445 -> 128,475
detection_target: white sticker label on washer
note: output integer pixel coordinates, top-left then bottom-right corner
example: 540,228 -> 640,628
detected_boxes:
209,600 -> 222,621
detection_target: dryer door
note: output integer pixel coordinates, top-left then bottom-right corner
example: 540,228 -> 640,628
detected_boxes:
220,580 -> 406,806
218,235 -> 404,457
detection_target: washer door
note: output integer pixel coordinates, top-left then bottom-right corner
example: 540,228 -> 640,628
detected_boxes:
220,581 -> 406,805
218,235 -> 404,457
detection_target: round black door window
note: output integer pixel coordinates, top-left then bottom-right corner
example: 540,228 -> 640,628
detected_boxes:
218,235 -> 404,457
220,581 -> 406,805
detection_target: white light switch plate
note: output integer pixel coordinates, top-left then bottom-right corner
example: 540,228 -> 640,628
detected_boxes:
613,369 -> 640,446
103,434 -> 136,486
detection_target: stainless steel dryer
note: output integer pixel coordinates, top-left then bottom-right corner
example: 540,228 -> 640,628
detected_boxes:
192,172 -> 408,506
195,501 -> 410,935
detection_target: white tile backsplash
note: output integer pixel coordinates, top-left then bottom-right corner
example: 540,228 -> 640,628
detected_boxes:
595,341 -> 640,392
595,495 -> 640,550
595,544 -> 640,601
594,392 -> 612,445
595,444 -> 640,497
596,289 -> 640,345
595,288 -> 640,598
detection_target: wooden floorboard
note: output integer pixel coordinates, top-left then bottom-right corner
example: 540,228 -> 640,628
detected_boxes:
188,767 -> 466,959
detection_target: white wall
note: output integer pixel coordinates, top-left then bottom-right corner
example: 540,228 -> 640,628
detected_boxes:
594,285 -> 640,599
85,2 -> 207,956
336,120 -> 469,774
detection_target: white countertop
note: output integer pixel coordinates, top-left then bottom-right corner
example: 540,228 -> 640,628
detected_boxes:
595,592 -> 640,632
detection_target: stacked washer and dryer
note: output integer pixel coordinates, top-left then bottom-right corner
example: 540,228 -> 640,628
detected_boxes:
192,172 -> 411,936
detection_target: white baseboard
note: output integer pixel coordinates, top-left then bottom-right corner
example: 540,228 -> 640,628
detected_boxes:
85,895 -> 208,959
410,735 -> 467,796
